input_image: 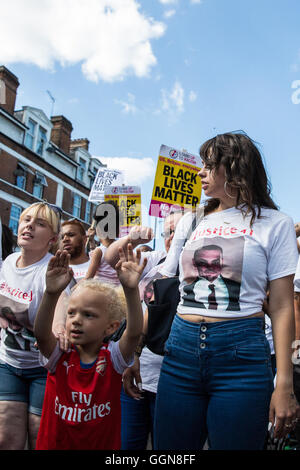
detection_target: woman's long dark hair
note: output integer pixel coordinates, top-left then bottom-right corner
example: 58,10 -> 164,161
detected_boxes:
2,224 -> 15,259
200,131 -> 278,225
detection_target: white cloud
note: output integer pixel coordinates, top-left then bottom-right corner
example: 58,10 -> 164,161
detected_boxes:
161,81 -> 185,114
164,9 -> 176,18
159,0 -> 177,4
115,93 -> 138,114
159,0 -> 201,4
93,156 -> 155,185
189,90 -> 197,102
0,0 -> 166,83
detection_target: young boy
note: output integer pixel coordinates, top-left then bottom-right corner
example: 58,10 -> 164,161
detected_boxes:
34,244 -> 146,450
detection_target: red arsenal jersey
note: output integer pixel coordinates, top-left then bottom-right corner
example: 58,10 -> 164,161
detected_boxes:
36,344 -> 122,450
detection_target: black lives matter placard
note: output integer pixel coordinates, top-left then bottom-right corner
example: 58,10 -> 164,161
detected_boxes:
149,145 -> 202,218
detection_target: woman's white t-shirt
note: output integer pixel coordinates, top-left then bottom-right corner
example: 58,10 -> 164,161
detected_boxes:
70,260 -> 91,281
0,252 -> 53,368
293,256 -> 300,292
160,206 -> 298,318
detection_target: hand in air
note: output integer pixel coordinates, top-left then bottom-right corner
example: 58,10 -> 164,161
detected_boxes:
128,226 -> 154,245
115,243 -> 147,289
46,250 -> 73,295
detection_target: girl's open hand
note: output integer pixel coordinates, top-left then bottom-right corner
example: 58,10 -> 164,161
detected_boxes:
46,250 -> 73,294
115,243 -> 147,289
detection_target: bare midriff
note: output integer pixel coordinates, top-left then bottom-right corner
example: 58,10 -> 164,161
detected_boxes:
177,311 -> 264,323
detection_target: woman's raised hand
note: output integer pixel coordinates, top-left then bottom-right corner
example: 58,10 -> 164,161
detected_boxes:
45,250 -> 74,295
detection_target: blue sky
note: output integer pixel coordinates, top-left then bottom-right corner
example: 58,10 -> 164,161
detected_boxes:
1,0 -> 300,247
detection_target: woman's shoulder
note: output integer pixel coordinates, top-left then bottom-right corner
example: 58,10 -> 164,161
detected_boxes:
258,207 -> 293,225
3,251 -> 19,264
0,252 -> 18,275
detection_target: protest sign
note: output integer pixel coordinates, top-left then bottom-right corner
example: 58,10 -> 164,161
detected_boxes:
149,145 -> 202,218
104,185 -> 142,237
88,168 -> 124,202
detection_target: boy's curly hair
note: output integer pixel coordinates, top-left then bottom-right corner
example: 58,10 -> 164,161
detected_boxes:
71,279 -> 127,322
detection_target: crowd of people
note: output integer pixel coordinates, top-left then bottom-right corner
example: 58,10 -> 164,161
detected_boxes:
0,131 -> 300,450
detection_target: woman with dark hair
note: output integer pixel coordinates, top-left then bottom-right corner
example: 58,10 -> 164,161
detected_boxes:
1,224 -> 15,261
154,131 -> 299,450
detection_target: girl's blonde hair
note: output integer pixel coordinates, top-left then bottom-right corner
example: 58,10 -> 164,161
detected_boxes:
20,202 -> 61,235
71,279 -> 127,322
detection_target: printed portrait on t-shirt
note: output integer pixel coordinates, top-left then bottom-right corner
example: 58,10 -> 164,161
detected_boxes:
0,293 -> 34,351
181,236 -> 245,312
139,272 -> 163,306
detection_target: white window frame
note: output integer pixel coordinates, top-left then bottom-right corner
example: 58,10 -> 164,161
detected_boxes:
85,200 -> 91,223
36,126 -> 47,156
78,158 -> 86,182
9,204 -> 22,235
72,193 -> 81,218
25,118 -> 37,150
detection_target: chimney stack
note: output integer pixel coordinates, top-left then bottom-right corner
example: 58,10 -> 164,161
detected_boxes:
0,66 -> 19,115
50,115 -> 73,155
70,138 -> 90,152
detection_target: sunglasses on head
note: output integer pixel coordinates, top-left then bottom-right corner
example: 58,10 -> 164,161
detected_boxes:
31,201 -> 63,219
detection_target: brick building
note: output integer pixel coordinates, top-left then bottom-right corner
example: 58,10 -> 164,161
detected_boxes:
0,65 -> 105,237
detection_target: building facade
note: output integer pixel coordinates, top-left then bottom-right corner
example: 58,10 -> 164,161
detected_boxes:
0,65 -> 105,237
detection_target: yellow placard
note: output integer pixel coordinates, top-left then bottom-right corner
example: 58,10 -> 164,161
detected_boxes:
149,145 -> 202,218
105,186 -> 141,236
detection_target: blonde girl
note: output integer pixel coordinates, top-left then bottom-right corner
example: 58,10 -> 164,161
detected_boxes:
0,202 -> 61,449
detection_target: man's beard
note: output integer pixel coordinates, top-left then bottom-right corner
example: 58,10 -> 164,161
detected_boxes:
68,243 -> 84,261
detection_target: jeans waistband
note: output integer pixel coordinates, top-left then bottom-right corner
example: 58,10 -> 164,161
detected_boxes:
174,314 -> 264,332
169,315 -> 266,353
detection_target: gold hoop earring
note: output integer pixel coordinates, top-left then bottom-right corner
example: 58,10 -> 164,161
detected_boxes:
224,181 -> 235,199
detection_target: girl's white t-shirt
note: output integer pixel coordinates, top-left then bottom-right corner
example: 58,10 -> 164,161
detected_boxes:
92,246 -> 120,286
0,251 -> 53,368
159,206 -> 298,318
293,256 -> 300,292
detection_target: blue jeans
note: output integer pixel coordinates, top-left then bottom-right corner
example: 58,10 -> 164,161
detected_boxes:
0,362 -> 47,416
121,386 -> 156,450
154,315 -> 273,450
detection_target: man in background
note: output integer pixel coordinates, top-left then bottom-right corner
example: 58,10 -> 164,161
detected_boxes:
60,219 -> 90,281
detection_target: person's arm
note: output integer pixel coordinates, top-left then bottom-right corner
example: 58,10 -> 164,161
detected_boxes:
104,226 -> 153,269
294,223 -> 300,253
268,275 -> 299,438
85,223 -> 97,254
34,251 -> 73,359
85,247 -> 103,279
122,356 -> 143,399
52,290 -> 70,352
294,291 -> 300,351
116,244 -> 147,363
122,313 -> 148,399
159,211 -> 194,277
